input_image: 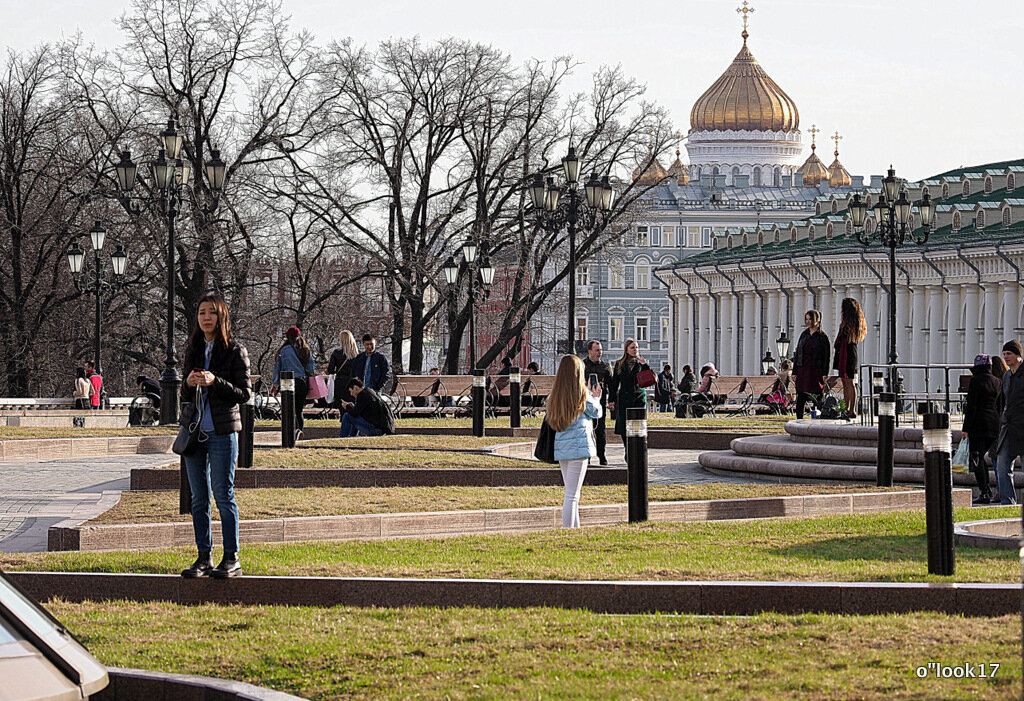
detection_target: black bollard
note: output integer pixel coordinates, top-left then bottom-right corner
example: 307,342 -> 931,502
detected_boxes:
876,392 -> 895,487
509,366 -> 521,429
472,369 -> 486,438
238,389 -> 255,468
626,407 -> 648,523
280,371 -> 295,449
922,412 -> 954,576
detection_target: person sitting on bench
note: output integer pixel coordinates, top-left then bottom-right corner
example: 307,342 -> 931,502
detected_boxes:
337,378 -> 395,438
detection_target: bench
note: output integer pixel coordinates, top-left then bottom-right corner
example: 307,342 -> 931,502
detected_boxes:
521,375 -> 555,414
390,375 -> 498,418
0,397 -> 143,411
746,376 -> 790,415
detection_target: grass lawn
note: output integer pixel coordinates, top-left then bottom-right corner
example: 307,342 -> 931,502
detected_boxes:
257,415 -> 792,430
0,426 -> 177,440
84,484 -> 908,525
302,435 -> 515,450
6,507 -> 1018,583
252,448 -> 528,470
47,601 -> 1022,700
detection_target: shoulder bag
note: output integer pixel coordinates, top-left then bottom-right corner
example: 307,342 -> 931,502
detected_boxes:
172,389 -> 208,457
534,418 -> 557,464
636,366 -> 657,388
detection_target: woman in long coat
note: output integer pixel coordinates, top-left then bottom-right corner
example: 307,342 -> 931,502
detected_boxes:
792,309 -> 831,419
607,338 -> 651,456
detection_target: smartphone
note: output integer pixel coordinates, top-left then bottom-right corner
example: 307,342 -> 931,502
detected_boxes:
589,373 -> 599,389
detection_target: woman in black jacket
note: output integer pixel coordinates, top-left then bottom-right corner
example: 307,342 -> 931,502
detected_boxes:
326,329 -> 358,407
180,293 -> 252,579
607,338 -> 651,455
833,297 -> 867,419
792,309 -> 830,419
962,354 -> 1002,504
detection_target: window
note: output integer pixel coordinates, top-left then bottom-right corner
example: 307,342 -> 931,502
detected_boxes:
952,211 -> 961,231
576,316 -> 588,341
773,167 -> 781,186
635,226 -> 649,247
1004,207 -> 1011,226
731,166 -> 740,182
610,317 -> 623,343
985,176 -> 993,193
963,181 -> 970,196
636,264 -> 650,289
663,226 -> 675,247
609,264 -> 624,289
700,227 -> 712,247
650,226 -> 662,247
753,166 -> 762,187
976,211 -> 985,229
636,317 -> 649,343
576,265 -> 589,287
712,166 -> 720,178
942,183 -> 949,198
661,317 -> 670,345
1009,174 -> 1016,192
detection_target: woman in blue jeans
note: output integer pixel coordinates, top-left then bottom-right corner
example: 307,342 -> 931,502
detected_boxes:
180,294 -> 252,579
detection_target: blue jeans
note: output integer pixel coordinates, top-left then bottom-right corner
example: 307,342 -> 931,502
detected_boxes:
994,441 -> 1019,505
183,431 -> 240,552
339,413 -> 383,437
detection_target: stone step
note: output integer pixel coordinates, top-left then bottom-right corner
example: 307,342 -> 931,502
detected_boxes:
783,419 -> 962,451
730,434 -> 924,467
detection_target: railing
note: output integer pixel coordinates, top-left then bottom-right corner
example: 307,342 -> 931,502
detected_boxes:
859,362 -> 973,426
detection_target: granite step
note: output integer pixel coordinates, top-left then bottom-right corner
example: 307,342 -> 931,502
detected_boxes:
783,419 -> 962,451
731,434 -> 924,467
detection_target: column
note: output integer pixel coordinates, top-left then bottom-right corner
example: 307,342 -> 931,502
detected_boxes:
984,283 -> 999,355
928,286 -> 945,366
946,284 -> 962,365
698,294 -> 710,364
679,296 -> 691,367
834,285 -> 847,339
720,293 -> 735,374
862,284 -> 877,368
911,286 -> 927,366
895,286 -> 911,366
819,287 -> 834,340
1002,281 -> 1019,342
765,290 -> 779,361
963,284 -> 979,360
742,291 -> 757,376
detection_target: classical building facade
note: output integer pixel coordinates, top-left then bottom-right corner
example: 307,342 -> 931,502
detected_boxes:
658,161 -> 1024,389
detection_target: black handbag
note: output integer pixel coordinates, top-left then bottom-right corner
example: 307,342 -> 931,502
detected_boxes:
534,418 -> 557,464
172,392 -> 208,457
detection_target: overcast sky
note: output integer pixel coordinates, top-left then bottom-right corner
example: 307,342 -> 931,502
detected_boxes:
2,0 -> 1021,181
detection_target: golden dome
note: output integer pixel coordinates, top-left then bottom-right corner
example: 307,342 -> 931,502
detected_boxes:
797,126 -> 829,187
632,154 -> 669,185
689,30 -> 799,133
667,147 -> 689,185
827,130 -> 851,187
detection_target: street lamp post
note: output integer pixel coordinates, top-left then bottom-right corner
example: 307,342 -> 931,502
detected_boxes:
849,166 -> 935,391
529,148 -> 615,354
776,331 -> 791,363
67,221 -> 129,405
761,350 -> 775,376
443,246 -> 495,371
114,117 -> 226,424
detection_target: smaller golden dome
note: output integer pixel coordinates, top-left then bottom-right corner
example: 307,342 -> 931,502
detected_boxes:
667,147 -> 689,185
797,125 -> 829,187
827,130 -> 851,187
632,153 -> 669,186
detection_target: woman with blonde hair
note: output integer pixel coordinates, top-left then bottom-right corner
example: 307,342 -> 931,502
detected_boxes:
547,354 -> 603,528
834,297 -> 867,419
327,329 -> 359,407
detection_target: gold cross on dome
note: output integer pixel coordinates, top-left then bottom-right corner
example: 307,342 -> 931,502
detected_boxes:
809,124 -> 820,148
737,1 -> 755,37
831,130 -> 843,156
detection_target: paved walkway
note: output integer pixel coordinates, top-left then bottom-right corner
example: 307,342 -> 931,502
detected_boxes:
0,454 -> 174,553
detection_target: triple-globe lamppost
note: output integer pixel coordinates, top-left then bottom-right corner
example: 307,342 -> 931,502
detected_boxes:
443,238 -> 495,371
848,166 -> 935,388
528,147 -> 615,353
114,117 -> 227,424
66,221 -> 129,404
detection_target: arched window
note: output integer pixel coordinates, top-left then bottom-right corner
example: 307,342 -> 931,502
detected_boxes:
922,186 -> 929,198
695,166 -> 702,179
908,214 -> 915,230
942,183 -> 949,198
731,166 -> 740,183
976,211 -> 985,229
1009,174 -> 1016,192
712,166 -> 720,178
985,176 -> 993,193
952,211 -> 961,231
963,181 -> 970,196
808,226 -> 815,242
1004,207 -> 1012,226
773,167 -> 781,187
635,262 -> 650,289
815,203 -> 822,215
790,229 -> 797,243
758,232 -> 764,246
826,223 -> 833,240
865,218 -> 874,235
831,200 -> 838,213
845,220 -> 852,235
753,167 -> 762,186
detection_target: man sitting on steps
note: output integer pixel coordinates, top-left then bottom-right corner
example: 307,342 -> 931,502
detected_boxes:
337,378 -> 395,438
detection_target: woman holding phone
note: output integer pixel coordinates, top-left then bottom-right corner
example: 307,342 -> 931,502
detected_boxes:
607,339 -> 651,456
179,293 -> 251,579
547,355 -> 602,528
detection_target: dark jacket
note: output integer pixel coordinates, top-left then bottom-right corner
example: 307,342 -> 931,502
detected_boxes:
793,329 -> 830,394
350,351 -> 392,393
996,365 -> 1024,455
608,359 -> 651,437
962,367 -> 1001,439
655,371 -> 675,403
326,349 -> 355,404
677,371 -> 697,395
832,335 -> 859,379
583,356 -> 612,408
346,387 -> 395,435
180,341 -> 252,434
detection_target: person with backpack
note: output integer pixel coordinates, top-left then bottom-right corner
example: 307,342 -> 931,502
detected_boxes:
962,354 -> 1002,505
272,326 -> 316,439
655,364 -> 675,413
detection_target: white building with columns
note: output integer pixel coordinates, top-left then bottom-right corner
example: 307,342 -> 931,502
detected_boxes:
656,161 -> 1024,388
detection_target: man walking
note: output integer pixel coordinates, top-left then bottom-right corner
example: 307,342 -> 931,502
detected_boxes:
337,378 -> 395,437
349,334 -> 392,394
583,340 -> 612,465
85,362 -> 103,410
993,340 -> 1024,505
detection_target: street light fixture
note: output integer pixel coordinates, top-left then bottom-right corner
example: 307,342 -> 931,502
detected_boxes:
114,115 -> 226,424
66,220 -> 129,407
528,147 -> 615,353
761,350 -> 775,376
444,248 -> 494,371
775,331 -> 791,361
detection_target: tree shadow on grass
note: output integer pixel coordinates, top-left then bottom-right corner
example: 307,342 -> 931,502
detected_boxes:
776,534 -> 1016,564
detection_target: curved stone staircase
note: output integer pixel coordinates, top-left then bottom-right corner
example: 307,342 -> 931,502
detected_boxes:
700,420 -> 1024,495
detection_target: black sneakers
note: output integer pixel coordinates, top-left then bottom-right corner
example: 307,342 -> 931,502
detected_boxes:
211,552 -> 242,578
181,551 -> 213,578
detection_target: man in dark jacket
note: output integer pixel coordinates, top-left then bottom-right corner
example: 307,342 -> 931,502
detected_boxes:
993,340 -> 1024,504
961,354 -> 1002,504
349,334 -> 392,393
583,340 -> 612,465
338,378 -> 395,437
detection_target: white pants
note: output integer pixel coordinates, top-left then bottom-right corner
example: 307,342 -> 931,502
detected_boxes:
558,458 -> 589,528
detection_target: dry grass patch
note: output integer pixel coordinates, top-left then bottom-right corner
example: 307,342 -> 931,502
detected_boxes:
302,435 -> 514,450
252,447 -> 527,470
0,426 -> 176,440
258,415 -> 791,430
47,601 -> 1022,700
86,483 -> 907,525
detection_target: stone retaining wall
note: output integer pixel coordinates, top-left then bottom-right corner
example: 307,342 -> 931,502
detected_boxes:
48,489 -> 967,552
10,571 -> 1017,617
0,435 -> 174,462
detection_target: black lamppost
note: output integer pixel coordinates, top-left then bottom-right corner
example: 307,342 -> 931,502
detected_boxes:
776,331 -> 791,362
114,117 -> 227,424
529,147 -> 614,354
761,350 -> 775,375
67,221 -> 129,404
443,242 -> 495,371
849,166 -> 935,390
